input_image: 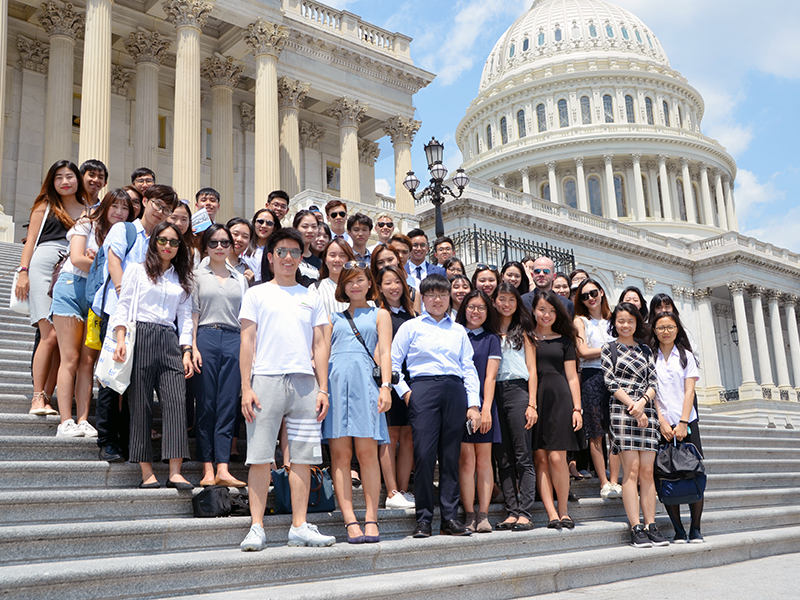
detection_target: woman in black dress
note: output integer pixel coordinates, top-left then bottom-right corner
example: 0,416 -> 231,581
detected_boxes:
531,290 -> 583,529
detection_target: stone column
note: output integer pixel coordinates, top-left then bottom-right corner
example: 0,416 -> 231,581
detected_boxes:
277,76 -> 309,199
497,175 -> 506,189
694,288 -> 723,397
680,158 -> 696,223
384,115 -> 421,214
699,162 -> 714,227
164,0 -> 212,201
545,161 -> 560,204
358,137 -> 380,201
0,0 -> 8,219
631,153 -> 646,220
783,296 -> 800,393
723,175 -> 738,232
245,18 -> 288,204
201,54 -> 242,221
713,169 -> 728,230
603,154 -> 617,220
299,119 -> 325,193
749,286 -> 775,388
728,281 -> 757,390
767,290 -> 792,391
574,157 -> 589,213
657,154 -> 673,221
124,28 -> 170,173
78,0 -> 113,166
520,167 -> 530,195
240,102 -> 256,214
326,97 -> 368,203
39,1 -> 84,172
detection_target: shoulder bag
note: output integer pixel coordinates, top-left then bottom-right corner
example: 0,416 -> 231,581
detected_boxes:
343,310 -> 399,388
10,204 -> 49,314
654,438 -> 706,505
94,272 -> 139,393
271,466 -> 335,514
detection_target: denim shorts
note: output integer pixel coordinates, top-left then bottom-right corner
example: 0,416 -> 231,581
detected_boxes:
50,272 -> 89,321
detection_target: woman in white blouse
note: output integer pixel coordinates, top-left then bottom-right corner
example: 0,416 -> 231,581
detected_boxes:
111,222 -> 195,489
310,238 -> 357,316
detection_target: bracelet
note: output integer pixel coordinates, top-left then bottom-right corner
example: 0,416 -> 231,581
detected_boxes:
573,408 -> 583,414
679,420 -> 689,425
181,347 -> 192,354
16,266 -> 27,273
318,390 -> 329,396
528,404 -> 537,409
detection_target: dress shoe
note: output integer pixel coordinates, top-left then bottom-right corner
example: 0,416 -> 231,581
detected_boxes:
363,521 -> 380,543
412,521 -> 431,538
139,480 -> 160,489
440,519 -> 471,536
495,519 -> 517,530
512,520 -> 535,531
166,479 -> 195,490
99,445 -> 124,463
215,476 -> 247,488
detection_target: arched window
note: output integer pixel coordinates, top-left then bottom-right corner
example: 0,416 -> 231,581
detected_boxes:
541,182 -> 551,201
692,182 -> 700,223
580,96 -> 592,124
614,174 -> 627,217
523,38 -> 529,51
588,176 -> 603,216
558,99 -> 569,128
538,31 -> 545,46
589,23 -> 597,38
486,124 -> 493,150
605,24 -> 614,38
563,179 -> 577,209
656,176 -> 665,219
646,34 -> 653,48
571,24 -> 580,39
621,26 -> 629,40
662,101 -> 671,127
603,95 -> 614,123
635,30 -> 642,43
554,28 -> 562,42
500,117 -> 509,144
676,178 -> 688,221
642,176 -> 651,218
625,95 -> 635,124
509,44 -> 515,58
645,97 -> 654,125
536,103 -> 547,132
476,134 -> 480,154
677,106 -> 683,128
517,109 -> 526,138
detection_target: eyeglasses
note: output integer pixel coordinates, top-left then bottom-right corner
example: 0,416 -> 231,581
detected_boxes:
580,289 -> 600,301
533,268 -> 551,275
134,177 -> 154,185
447,267 -> 464,274
269,202 -> 288,210
148,200 -> 172,216
655,325 -> 677,333
329,211 -> 347,219
476,264 -> 498,271
274,247 -> 302,259
156,236 -> 180,248
466,305 -> 487,313
376,222 -> 394,229
423,293 -> 449,301
255,219 -> 275,227
343,260 -> 368,270
207,239 -> 231,249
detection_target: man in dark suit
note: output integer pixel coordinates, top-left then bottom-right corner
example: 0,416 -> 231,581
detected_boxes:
405,228 -> 446,287
521,256 -> 574,317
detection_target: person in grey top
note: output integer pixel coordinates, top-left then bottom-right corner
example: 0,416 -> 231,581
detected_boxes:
191,224 -> 247,488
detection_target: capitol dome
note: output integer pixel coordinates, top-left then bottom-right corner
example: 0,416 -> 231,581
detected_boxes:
457,0 -> 739,240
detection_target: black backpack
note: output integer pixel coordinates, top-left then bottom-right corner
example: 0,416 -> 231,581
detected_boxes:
192,485 -> 231,518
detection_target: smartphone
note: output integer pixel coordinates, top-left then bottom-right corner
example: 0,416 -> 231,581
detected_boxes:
466,419 -> 474,435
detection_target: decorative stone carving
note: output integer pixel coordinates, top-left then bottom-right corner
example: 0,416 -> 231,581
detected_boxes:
17,36 -> 49,73
714,304 -> 733,318
299,120 -> 325,150
657,154 -> 668,167
747,285 -> 766,299
693,288 -> 712,303
766,289 -> 783,304
110,65 -> 134,96
325,97 -> 368,128
358,138 -> 380,165
162,0 -> 212,30
573,156 -> 584,168
727,280 -> 747,295
545,161 -> 557,172
201,54 -> 243,89
603,153 -> 614,165
277,76 -> 309,109
643,278 -> 656,294
782,294 -> 800,308
245,18 -> 288,58
240,102 -> 254,132
38,2 -> 84,40
631,153 -> 641,164
384,115 -> 421,145
670,285 -> 685,300
124,28 -> 170,65
680,157 -> 690,168
612,271 -> 626,286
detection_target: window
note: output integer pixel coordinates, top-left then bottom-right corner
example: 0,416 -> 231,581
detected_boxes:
642,176 -> 651,217
635,30 -> 642,43
558,99 -> 569,128
541,182 -> 550,201
589,23 -> 597,38
563,179 -> 577,209
621,26 -> 629,40
537,103 -> 547,132
645,97 -> 654,125
625,95 -> 635,124
486,125 -> 493,150
692,183 -> 700,223
158,115 -> 167,149
606,24 -> 614,38
476,134 -> 480,154
554,28 -> 562,42
326,161 -> 341,192
662,101 -> 671,127
509,44 -> 515,58
517,109 -> 526,138
538,31 -> 545,46
614,174 -> 627,217
588,176 -> 603,216
571,24 -> 580,39
646,34 -> 653,48
523,37 -> 529,51
205,128 -> 212,160
603,95 -> 614,123
580,96 -> 592,124
500,117 -> 508,144
676,178 -> 687,221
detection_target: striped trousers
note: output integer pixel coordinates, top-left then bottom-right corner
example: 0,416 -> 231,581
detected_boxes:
128,322 -> 190,464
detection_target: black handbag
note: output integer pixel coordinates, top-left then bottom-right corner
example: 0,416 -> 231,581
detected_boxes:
343,310 -> 399,388
272,466 -> 335,514
192,485 -> 232,518
654,439 -> 706,505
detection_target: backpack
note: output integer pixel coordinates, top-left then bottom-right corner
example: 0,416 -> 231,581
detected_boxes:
607,339 -> 652,370
85,222 -> 137,308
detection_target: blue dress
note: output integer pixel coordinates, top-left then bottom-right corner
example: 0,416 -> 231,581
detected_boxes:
323,307 -> 390,443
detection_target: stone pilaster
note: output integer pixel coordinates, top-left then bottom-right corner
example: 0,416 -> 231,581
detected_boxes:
326,97 -> 368,203
694,288 -> 723,397
728,281 -> 757,388
657,154 -> 673,221
545,161 -> 559,204
78,0 -> 112,167
783,296 -> 800,393
699,162 -> 714,227
603,154 -> 617,220
723,174 -> 738,232
277,76 -> 309,198
680,158 -> 696,223
748,285 -> 775,388
574,157 -> 589,213
713,169 -> 728,230
384,115 -> 420,214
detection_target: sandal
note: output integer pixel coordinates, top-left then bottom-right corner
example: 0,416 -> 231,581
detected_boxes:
29,391 -> 48,416
42,392 -> 58,415
364,520 -> 380,543
346,522 -> 365,544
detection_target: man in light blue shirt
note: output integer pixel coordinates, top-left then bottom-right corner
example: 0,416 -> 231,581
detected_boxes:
391,274 -> 481,538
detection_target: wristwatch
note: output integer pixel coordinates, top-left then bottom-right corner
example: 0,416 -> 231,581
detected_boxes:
381,382 -> 392,389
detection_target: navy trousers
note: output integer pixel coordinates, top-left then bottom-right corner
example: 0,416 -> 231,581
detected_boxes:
95,312 -> 129,454
408,375 -> 466,524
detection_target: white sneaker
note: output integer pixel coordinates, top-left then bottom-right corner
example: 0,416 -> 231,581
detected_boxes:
77,420 -> 98,438
288,522 -> 335,547
56,419 -> 84,438
385,490 -> 415,509
600,482 -> 614,499
611,483 -> 623,498
240,524 -> 267,552
402,490 -> 415,504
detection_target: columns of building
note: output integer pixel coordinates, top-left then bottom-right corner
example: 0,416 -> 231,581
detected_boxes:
767,289 -> 792,391
713,169 -> 728,230
384,115 -> 421,214
630,154 -> 646,220
657,154 -> 673,221
783,296 -> 800,394
78,0 -> 113,166
277,76 -> 309,199
727,281 -> 757,389
693,288 -> 723,395
326,97 -> 368,204
698,162 -> 714,227
748,285 -> 774,388
125,29 -> 170,174
299,119 -> 324,192
680,158 -> 696,224
240,102 -> 255,213
647,161 -> 660,217
723,174 -> 738,232
603,154 -> 617,220
38,2 -> 84,171
201,54 -> 242,221
574,157 -> 589,213
520,167 -> 530,195
245,18 -> 288,207
545,161 -> 560,205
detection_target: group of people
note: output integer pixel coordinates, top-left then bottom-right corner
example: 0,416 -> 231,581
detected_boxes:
16,159 -> 704,551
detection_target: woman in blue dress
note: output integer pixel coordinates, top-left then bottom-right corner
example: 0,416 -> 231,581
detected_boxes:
324,261 -> 393,544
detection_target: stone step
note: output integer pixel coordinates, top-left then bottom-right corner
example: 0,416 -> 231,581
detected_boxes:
702,458 -> 800,474
703,446 -> 800,460
701,434 -> 800,448
705,471 -> 800,490
700,423 -> 800,437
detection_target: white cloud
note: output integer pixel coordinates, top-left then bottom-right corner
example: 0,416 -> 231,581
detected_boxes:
375,177 -> 392,196
733,169 -> 785,222
740,206 -> 800,253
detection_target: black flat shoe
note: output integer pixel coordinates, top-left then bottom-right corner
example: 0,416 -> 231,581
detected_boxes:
166,479 -> 194,490
495,519 -> 518,530
560,516 -> 575,529
512,520 -> 534,531
139,480 -> 160,489
412,521 -> 431,538
440,519 -> 471,536
547,519 -> 562,529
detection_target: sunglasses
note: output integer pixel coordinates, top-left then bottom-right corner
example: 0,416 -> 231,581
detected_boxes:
533,268 -> 551,275
156,236 -> 180,248
207,239 -> 232,249
274,247 -> 302,259
343,260 -> 369,270
580,289 -> 600,301
376,221 -> 394,229
329,211 -> 347,219
255,219 -> 274,227
476,264 -> 498,271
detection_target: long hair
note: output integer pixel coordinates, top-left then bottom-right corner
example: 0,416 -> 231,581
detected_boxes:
376,265 -> 415,316
199,223 -> 233,259
170,201 -> 195,254
90,188 -> 135,247
532,289 -> 578,348
335,263 -> 378,304
370,243 -> 401,280
649,293 -> 679,325
471,264 -> 500,296
649,311 -> 696,369
319,237 -> 357,280
495,282 -> 537,350
251,207 -> 281,248
144,222 -> 193,295
574,278 -> 612,320
32,160 -> 90,228
456,289 -> 500,335
608,302 -> 648,340
501,261 -> 530,294
618,286 -> 649,321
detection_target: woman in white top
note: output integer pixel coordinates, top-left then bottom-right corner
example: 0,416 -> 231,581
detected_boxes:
51,189 -> 133,437
243,208 -> 280,282
225,217 -> 256,285
310,238 -> 357,316
111,222 -> 194,489
574,278 -> 621,499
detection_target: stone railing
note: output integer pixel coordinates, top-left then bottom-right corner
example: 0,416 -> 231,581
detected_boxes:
687,231 -> 800,267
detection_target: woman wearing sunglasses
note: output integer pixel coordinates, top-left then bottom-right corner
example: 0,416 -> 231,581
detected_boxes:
243,208 -> 280,282
192,224 -> 248,488
110,222 -> 194,489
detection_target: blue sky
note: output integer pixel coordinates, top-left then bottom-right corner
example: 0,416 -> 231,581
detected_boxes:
328,0 -> 800,250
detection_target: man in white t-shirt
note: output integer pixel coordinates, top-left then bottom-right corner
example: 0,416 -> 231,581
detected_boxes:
238,227 -> 336,551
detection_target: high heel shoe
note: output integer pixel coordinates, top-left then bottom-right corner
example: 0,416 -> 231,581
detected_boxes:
346,522 -> 365,544
363,521 -> 380,543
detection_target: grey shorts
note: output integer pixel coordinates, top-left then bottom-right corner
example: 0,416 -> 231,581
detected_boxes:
245,373 -> 323,466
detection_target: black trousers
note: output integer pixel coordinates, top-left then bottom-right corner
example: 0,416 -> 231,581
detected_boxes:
408,375 -> 466,524
96,313 -> 129,454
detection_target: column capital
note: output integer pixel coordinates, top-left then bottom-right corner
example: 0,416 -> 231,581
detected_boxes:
240,102 -> 255,132
37,1 -> 84,41
699,161 -> 709,173
711,167 -> 721,179
201,54 -> 243,89
277,76 -> 310,109
643,278 -> 657,294
714,303 -> 733,318
694,287 -> 713,303
670,285 -> 685,299
766,289 -> 783,304
680,157 -> 690,168
383,115 -> 421,145
603,153 -> 614,165
358,138 -> 380,165
245,18 -> 288,59
630,153 -> 641,164
124,28 -> 171,66
110,65 -> 134,96
612,270 -> 626,287
17,35 -> 49,73
574,156 -> 585,168
163,0 -> 212,31
785,294 -> 800,307
748,285 -> 766,299
657,154 -> 669,166
545,161 -> 557,172
520,166 -> 530,177
727,280 -> 748,295
326,97 -> 368,128
299,120 -> 325,150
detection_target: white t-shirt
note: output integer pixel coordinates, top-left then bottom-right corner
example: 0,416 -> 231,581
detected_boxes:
655,345 -> 700,425
239,282 -> 327,376
62,218 -> 99,278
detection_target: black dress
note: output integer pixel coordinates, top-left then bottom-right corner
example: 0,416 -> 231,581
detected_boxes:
385,306 -> 414,427
532,337 -> 584,451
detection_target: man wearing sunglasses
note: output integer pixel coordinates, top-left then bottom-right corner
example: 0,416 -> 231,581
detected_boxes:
520,256 -> 574,317
405,228 -> 446,288
368,212 -> 395,254
324,199 -> 351,246
239,227 -> 336,551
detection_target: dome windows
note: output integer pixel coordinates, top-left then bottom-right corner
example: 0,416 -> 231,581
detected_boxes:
554,27 -> 562,42
517,110 -> 527,138
588,176 -> 603,216
563,179 -> 577,209
571,23 -> 581,39
635,30 -> 642,43
589,23 -> 598,38
486,125 -> 493,150
538,31 -> 545,46
558,99 -> 569,128
540,182 -> 551,201
536,103 -> 547,132
625,95 -> 635,124
605,24 -> 615,38
645,97 -> 654,125
621,26 -> 630,40
500,117 -> 509,144
662,101 -> 671,127
522,37 -> 529,52
603,95 -> 614,123
614,174 -> 628,217
646,34 -> 653,48
509,44 -> 515,58
580,96 -> 592,125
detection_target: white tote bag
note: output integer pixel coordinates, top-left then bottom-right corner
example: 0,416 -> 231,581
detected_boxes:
9,204 -> 50,315
95,277 -> 139,394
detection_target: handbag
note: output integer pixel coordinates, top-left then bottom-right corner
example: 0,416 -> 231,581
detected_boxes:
654,439 -> 706,505
342,310 -> 399,388
271,466 -> 335,514
85,308 -> 103,350
9,204 -> 50,315
192,485 -> 232,518
94,275 -> 139,393
46,251 -> 69,298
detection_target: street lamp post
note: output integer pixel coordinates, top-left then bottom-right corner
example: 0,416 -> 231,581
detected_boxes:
402,137 -> 469,239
